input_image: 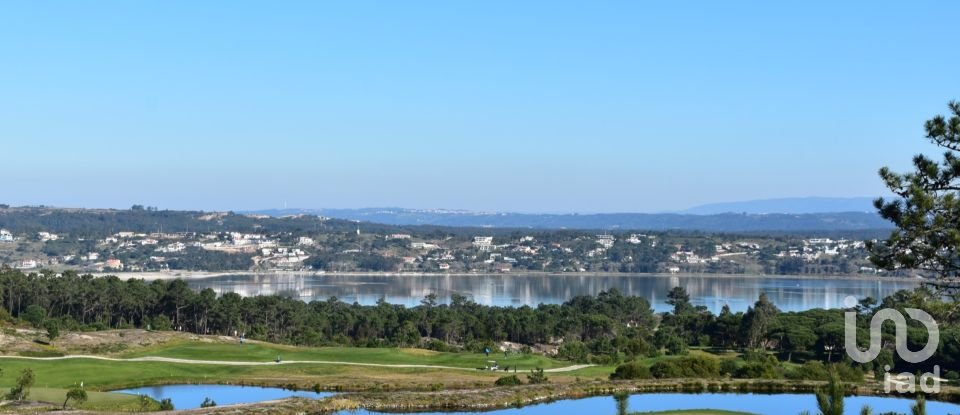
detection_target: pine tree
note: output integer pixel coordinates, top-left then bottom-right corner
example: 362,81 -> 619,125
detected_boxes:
871,101 -> 960,297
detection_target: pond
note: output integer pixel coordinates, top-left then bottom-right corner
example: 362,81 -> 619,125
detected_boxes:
187,273 -> 919,313
341,393 -> 960,415
115,384 -> 333,410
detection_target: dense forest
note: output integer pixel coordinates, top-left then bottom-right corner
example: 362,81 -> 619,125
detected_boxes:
1,268 -> 956,382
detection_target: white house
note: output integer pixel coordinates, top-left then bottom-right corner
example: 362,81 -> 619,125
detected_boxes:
38,232 -> 59,241
0,229 -> 13,243
473,236 -> 494,251
596,234 -> 615,249
16,259 -> 38,269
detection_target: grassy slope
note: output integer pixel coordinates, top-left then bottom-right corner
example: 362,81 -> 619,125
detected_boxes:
2,338 -> 772,413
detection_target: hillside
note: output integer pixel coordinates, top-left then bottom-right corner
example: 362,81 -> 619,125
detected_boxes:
248,207 -> 892,232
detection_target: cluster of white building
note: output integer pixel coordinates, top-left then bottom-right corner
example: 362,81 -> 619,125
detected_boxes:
255,247 -> 310,269
776,238 -> 867,261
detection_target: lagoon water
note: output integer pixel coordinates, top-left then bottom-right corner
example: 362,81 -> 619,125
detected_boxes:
115,387 -> 960,414
187,273 -> 918,313
341,393 -> 960,415
116,384 -> 332,410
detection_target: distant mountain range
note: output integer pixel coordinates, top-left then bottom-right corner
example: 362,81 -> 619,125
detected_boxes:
681,197 -> 878,215
248,202 -> 892,233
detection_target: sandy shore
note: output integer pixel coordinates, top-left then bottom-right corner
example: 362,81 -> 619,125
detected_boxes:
94,269 -> 926,283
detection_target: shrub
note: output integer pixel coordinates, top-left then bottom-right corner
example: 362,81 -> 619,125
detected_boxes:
735,354 -> 782,379
610,361 -> 652,380
833,362 -> 864,382
650,360 -> 683,379
789,361 -> 830,381
495,375 -> 523,386
527,368 -> 549,384
786,361 -> 861,382
651,355 -> 720,379
425,339 -> 454,352
720,359 -> 738,376
159,398 -> 174,410
45,320 -> 59,341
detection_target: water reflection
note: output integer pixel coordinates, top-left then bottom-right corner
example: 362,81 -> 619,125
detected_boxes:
187,274 -> 918,313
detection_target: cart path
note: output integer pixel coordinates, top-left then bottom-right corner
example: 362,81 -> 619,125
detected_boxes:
0,355 -> 593,372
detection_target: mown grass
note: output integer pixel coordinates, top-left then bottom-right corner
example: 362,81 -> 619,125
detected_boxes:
0,357 -> 516,392
124,339 -> 565,369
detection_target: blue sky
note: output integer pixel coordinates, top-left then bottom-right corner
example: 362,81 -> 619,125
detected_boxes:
2,2 -> 958,213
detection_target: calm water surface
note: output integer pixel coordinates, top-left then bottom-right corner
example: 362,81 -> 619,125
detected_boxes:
187,273 -> 918,313
341,393 -> 960,415
116,384 -> 332,410
114,386 -> 960,414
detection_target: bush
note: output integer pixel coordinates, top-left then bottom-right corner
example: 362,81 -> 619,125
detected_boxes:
734,353 -> 781,379
785,361 -> 861,383
45,320 -> 59,341
610,361 -> 652,380
736,360 -> 782,379
833,362 -> 864,382
720,359 -> 738,376
495,375 -> 523,386
945,370 -> 960,381
425,339 -> 455,352
650,360 -> 683,379
788,361 -> 830,381
651,355 -> 720,379
527,368 -> 549,384
159,398 -> 174,410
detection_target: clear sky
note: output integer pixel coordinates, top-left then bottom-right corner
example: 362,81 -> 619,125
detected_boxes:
2,2 -> 958,213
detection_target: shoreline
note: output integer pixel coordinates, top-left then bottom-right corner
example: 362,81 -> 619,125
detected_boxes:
92,269 -> 925,283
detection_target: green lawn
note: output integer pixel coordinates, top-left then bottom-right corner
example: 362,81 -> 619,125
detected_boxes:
0,357 -> 480,390
124,340 -> 565,370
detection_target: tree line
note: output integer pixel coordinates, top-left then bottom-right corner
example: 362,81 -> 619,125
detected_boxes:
2,268 -> 958,381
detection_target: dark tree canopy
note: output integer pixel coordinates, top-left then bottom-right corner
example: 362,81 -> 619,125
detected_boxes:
871,101 -> 960,295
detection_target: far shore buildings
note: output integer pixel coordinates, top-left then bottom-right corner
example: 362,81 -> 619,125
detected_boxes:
595,234 -> 615,249
15,259 -> 38,269
38,232 -> 59,241
0,229 -> 14,243
473,236 -> 494,251
104,258 -> 123,270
